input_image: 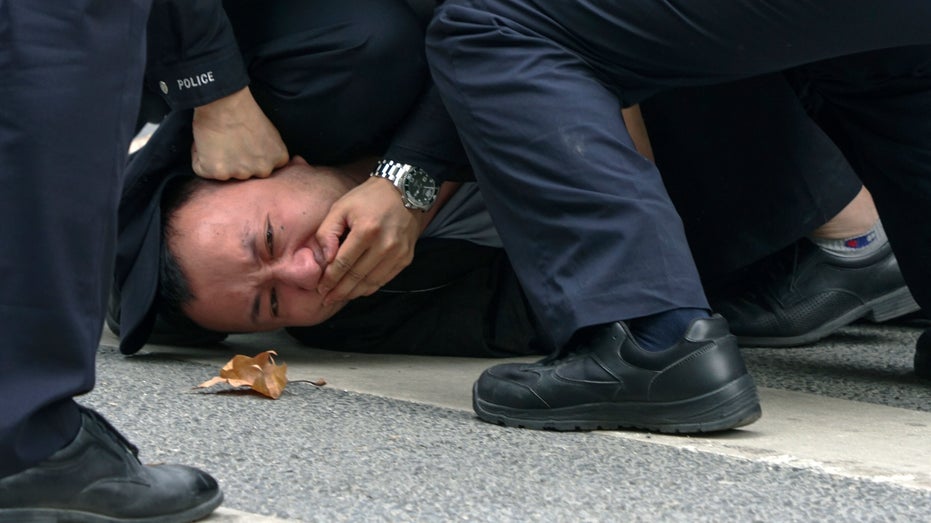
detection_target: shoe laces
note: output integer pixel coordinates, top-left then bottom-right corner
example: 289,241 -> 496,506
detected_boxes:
79,406 -> 140,458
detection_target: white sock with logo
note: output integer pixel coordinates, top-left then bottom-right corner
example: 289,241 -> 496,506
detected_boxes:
809,220 -> 888,260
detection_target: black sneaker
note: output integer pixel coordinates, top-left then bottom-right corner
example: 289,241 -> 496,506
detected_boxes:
709,239 -> 920,347
0,407 -> 223,523
472,315 -> 761,433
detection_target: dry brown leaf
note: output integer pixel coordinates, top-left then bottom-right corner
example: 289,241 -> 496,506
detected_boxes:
197,350 -> 288,399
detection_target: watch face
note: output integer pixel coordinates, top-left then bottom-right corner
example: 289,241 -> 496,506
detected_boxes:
401,168 -> 438,209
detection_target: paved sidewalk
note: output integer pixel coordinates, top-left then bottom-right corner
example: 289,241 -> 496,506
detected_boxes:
92,319 -> 931,522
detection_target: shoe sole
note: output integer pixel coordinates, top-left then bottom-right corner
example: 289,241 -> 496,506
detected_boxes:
737,286 -> 921,348
0,490 -> 223,523
473,373 -> 762,433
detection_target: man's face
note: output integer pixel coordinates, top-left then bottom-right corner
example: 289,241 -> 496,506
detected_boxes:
169,156 -> 355,332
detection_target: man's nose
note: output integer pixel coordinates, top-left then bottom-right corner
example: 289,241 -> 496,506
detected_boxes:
275,247 -> 320,289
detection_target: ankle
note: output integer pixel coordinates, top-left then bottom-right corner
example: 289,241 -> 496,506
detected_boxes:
628,308 -> 710,351
809,220 -> 887,260
811,187 -> 880,240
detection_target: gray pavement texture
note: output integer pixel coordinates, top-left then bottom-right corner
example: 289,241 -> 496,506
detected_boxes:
85,318 -> 931,523
742,319 -> 931,412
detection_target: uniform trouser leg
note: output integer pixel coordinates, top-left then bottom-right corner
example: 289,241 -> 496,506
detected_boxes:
425,34 -> 709,351
641,74 -> 862,282
426,0 -> 931,349
0,1 -> 149,477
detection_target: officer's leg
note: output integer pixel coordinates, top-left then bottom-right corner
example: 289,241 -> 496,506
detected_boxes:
1,2 -> 222,520
793,47 -> 931,374
790,48 -> 931,312
427,10 -> 708,350
642,75 -> 861,279
427,0 -> 766,435
645,75 -> 919,347
0,0 -> 148,476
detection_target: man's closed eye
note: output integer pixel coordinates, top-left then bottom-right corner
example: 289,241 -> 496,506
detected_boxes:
265,215 -> 279,318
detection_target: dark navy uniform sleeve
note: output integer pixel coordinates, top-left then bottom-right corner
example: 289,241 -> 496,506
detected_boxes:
383,84 -> 473,184
145,0 -> 249,110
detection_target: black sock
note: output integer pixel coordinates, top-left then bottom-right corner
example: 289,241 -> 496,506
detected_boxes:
628,307 -> 710,351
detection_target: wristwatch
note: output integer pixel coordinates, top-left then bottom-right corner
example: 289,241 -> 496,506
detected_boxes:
370,159 -> 438,211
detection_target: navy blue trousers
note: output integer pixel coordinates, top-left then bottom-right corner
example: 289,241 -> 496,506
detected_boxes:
0,1 -> 150,476
427,0 -> 931,350
643,74 -> 862,283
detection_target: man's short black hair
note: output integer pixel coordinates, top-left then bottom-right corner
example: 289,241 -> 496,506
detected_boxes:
155,175 -> 225,339
114,111 -> 230,354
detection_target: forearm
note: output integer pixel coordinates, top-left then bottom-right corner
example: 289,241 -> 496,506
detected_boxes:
145,0 -> 248,111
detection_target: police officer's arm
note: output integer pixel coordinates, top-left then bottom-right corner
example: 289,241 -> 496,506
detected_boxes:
316,84 -> 470,305
189,86 -> 288,180
145,0 -> 288,180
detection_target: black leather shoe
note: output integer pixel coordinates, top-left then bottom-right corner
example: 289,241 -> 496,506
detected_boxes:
710,239 -> 919,347
472,315 -> 761,433
0,407 -> 222,523
916,328 -> 931,380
